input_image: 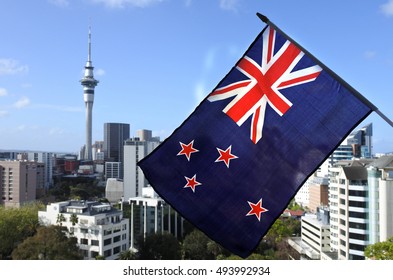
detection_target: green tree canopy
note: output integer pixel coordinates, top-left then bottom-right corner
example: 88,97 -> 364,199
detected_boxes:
365,237 -> 393,260
11,225 -> 83,260
182,229 -> 216,260
136,232 -> 181,260
0,202 -> 44,259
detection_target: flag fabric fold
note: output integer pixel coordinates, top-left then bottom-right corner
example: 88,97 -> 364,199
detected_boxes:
138,23 -> 372,258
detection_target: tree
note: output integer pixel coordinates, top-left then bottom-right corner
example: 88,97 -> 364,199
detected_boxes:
70,213 -> 78,226
118,250 -> 137,260
56,213 -> 66,226
182,229 -> 215,260
365,237 -> 393,260
136,233 -> 181,260
0,202 -> 44,259
11,226 -> 83,260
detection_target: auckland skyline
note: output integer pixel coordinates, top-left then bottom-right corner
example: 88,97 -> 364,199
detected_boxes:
1,1 -> 393,154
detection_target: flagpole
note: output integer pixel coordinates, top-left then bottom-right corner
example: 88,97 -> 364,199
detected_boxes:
257,13 -> 393,128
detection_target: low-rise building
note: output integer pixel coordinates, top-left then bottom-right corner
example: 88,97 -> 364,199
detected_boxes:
38,200 -> 129,260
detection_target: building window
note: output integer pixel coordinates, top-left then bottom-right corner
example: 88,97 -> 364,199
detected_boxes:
80,228 -> 88,234
91,239 -> 99,246
113,235 -> 121,243
113,225 -> 121,233
349,222 -> 367,230
104,238 -> 112,246
89,229 -> 99,235
104,249 -> 112,258
349,211 -> 367,219
80,238 -> 88,245
339,179 -> 346,185
113,246 -> 121,255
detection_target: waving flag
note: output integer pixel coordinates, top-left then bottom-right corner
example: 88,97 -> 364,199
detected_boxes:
138,20 -> 372,258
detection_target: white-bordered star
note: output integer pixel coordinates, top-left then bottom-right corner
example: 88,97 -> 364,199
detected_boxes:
177,140 -> 199,161
215,145 -> 238,168
184,174 -> 202,193
246,198 -> 269,221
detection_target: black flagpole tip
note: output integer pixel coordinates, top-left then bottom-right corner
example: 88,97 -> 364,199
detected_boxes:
256,13 -> 269,23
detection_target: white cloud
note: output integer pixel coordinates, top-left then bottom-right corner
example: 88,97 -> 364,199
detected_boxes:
13,96 -> 31,109
194,82 -> 208,104
95,68 -> 106,76
0,110 -> 8,117
16,125 -> 26,131
203,49 -> 216,71
35,103 -> 83,112
381,0 -> 393,16
49,127 -> 65,135
90,0 -> 164,8
0,58 -> 28,75
48,0 -> 69,7
219,0 -> 240,12
0,88 -> 8,97
364,50 -> 377,59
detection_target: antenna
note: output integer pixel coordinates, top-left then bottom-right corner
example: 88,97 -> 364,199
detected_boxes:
88,25 -> 92,62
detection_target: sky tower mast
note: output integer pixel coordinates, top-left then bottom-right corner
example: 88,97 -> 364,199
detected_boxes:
80,27 -> 99,161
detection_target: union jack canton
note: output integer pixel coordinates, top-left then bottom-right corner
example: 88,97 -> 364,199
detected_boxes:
208,26 -> 322,143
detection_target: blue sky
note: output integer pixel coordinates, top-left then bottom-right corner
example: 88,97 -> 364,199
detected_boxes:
1,0 -> 393,154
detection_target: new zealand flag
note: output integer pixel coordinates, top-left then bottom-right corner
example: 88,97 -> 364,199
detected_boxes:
138,23 -> 372,258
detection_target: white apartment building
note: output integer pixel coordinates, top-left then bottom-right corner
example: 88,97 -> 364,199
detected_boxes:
123,130 -> 160,200
288,207 -> 331,260
38,200 -> 129,260
329,160 -> 370,260
367,155 -> 393,244
128,187 -> 183,250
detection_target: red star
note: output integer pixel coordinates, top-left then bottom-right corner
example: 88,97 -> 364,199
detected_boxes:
184,174 -> 202,193
177,140 -> 199,161
246,198 -> 268,221
215,145 -> 238,168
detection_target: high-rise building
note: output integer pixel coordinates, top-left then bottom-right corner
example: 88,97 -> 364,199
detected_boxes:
80,27 -> 99,161
27,152 -> 53,190
308,176 -> 329,213
367,155 -> 393,244
103,123 -> 130,179
329,159 -> 372,260
0,160 -> 43,208
92,141 -> 104,161
123,130 -> 160,200
347,123 -> 373,158
128,187 -> 184,250
327,123 -> 373,167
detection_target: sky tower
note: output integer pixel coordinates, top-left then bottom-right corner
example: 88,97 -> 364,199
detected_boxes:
80,27 -> 99,161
